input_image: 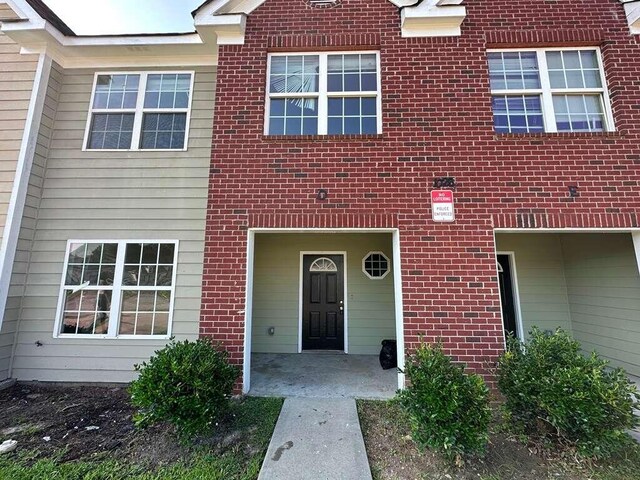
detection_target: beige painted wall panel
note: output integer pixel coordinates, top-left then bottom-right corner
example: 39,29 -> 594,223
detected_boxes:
0,32 -> 37,380
561,233 -> 640,377
495,234 -> 572,337
0,3 -> 21,20
10,65 -> 215,383
252,233 -> 396,355
0,33 -> 36,237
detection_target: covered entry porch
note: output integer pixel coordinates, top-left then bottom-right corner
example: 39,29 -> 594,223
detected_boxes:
495,231 -> 640,378
243,230 -> 403,397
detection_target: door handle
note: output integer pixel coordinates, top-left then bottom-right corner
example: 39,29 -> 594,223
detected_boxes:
339,300 -> 344,314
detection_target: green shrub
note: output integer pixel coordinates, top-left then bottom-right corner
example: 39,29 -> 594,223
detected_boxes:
396,342 -> 491,463
130,338 -> 239,437
497,328 -> 639,458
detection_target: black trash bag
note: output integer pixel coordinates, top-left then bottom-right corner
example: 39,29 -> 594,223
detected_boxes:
379,339 -> 397,370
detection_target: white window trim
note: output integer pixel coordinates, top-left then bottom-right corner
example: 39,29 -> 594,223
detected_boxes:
487,47 -> 615,133
264,51 -> 383,135
82,71 -> 195,152
362,251 -> 390,280
53,239 -> 179,340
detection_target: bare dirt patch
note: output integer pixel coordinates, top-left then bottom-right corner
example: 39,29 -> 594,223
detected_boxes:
356,400 -> 628,480
0,383 -> 281,472
0,383 -> 185,465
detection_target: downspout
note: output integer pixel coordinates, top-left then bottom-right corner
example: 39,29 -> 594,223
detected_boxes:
0,53 -> 52,332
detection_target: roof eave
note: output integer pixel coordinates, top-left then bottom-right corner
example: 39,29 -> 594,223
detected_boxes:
622,0 -> 640,34
401,0 -> 466,38
1,20 -> 217,68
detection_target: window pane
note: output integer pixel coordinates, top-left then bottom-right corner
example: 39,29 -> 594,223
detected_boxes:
125,243 -> 142,264
491,94 -> 544,133
488,51 -> 540,91
156,266 -> 173,286
269,55 -> 319,94
156,292 -> 171,312
327,54 -> 378,93
61,289 -> 111,335
119,288 -> 170,336
303,118 -> 317,135
553,94 -> 605,132
580,50 -> 598,68
159,244 -> 175,264
328,117 -> 342,135
140,113 -> 186,149
362,117 -> 377,134
139,265 -> 157,286
546,50 -> 602,89
88,113 -> 134,150
286,117 -> 302,135
268,98 -> 318,135
269,118 -> 284,135
327,97 -> 377,135
93,74 -> 139,110
153,313 -> 169,335
136,313 -> 153,335
144,73 -> 192,109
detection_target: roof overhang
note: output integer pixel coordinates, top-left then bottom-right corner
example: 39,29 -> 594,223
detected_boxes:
193,0 -> 467,40
1,0 -> 218,68
620,0 -> 640,34
1,0 -> 470,68
401,0 -> 466,38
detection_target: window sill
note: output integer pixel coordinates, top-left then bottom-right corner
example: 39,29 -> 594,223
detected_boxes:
53,334 -> 171,340
494,131 -> 623,140
263,133 -> 383,142
83,148 -> 189,153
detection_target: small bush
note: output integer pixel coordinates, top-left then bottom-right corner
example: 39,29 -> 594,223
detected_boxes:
396,342 -> 491,463
497,328 -> 639,458
130,338 -> 239,437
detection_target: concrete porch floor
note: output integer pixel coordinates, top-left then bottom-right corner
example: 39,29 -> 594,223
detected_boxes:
248,353 -> 398,399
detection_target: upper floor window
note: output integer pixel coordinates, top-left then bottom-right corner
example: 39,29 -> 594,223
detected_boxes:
487,48 -> 614,134
84,72 -> 194,151
266,52 -> 381,135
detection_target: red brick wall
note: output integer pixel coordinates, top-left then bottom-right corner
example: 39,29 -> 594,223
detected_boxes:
201,0 -> 640,387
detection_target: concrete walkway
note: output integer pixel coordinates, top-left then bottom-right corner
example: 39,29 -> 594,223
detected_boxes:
258,398 -> 372,480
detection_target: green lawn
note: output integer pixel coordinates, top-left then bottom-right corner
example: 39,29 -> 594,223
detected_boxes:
0,396 -> 283,480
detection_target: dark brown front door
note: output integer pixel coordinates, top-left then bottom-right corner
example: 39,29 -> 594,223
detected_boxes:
302,255 -> 344,351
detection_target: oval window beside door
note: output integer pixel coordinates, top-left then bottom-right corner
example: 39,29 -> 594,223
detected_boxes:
309,257 -> 338,272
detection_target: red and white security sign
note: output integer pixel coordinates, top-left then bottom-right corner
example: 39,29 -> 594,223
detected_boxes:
431,189 -> 455,222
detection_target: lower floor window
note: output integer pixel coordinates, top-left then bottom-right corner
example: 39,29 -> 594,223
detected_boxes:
56,240 -> 178,338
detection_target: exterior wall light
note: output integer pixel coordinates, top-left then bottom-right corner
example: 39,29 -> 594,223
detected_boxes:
317,189 -> 328,200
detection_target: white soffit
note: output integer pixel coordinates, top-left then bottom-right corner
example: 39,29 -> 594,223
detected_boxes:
1,0 -> 218,67
401,0 -> 466,38
2,0 -> 469,67
621,0 -> 640,34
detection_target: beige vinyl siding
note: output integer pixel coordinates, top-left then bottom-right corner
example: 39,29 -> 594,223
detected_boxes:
0,31 -> 37,237
9,65 -> 215,383
495,234 -> 572,337
0,3 -> 21,21
252,233 -> 396,355
561,234 -> 640,377
0,31 -> 38,380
